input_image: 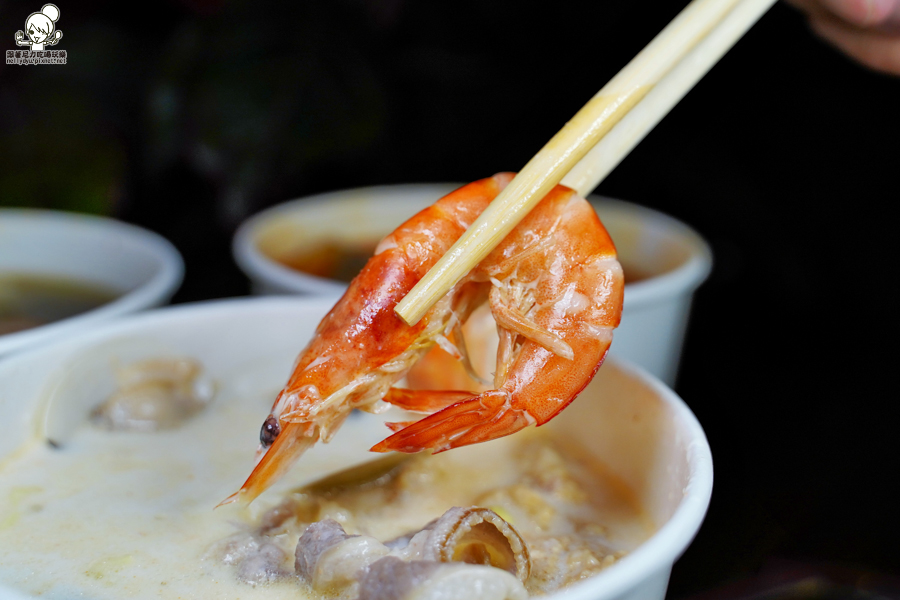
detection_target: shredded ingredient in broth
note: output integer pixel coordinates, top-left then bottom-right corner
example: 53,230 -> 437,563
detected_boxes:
209,438 -> 639,598
0,356 -> 650,600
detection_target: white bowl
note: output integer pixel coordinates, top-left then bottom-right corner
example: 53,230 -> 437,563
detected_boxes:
0,296 -> 712,600
233,184 -> 711,385
233,184 -> 460,297
594,199 -> 712,385
0,209 -> 184,358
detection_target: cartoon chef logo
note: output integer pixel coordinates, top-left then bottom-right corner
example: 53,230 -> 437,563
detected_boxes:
15,4 -> 63,51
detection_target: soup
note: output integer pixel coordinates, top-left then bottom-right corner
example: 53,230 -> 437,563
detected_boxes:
209,432 -> 648,598
0,357 -> 650,600
267,241 -> 379,283
0,273 -> 119,336
267,243 -> 654,286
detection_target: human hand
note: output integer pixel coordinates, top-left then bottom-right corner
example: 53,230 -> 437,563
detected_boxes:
787,0 -> 900,75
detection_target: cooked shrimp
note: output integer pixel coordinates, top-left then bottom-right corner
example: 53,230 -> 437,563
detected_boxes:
223,173 -> 623,505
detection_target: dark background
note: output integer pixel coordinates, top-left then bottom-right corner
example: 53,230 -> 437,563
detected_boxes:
1,0 -> 897,597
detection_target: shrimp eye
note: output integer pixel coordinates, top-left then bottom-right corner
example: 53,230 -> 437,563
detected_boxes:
260,415 -> 280,447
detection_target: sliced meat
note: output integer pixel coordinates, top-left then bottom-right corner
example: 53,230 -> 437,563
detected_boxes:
358,556 -> 527,600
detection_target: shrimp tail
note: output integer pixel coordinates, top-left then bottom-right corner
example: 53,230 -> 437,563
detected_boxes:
384,420 -> 416,432
372,390 -> 532,453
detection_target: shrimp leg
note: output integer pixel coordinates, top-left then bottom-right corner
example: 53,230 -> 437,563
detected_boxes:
225,174 -> 622,505
373,185 -> 622,454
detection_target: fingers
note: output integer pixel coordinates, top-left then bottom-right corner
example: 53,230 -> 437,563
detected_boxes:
821,0 -> 898,26
810,13 -> 900,73
789,0 -> 900,26
786,0 -> 900,74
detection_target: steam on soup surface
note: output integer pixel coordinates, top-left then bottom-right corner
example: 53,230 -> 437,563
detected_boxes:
0,358 -> 651,600
0,273 -> 119,336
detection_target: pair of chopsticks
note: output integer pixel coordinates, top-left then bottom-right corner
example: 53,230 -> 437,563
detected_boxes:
395,0 -> 777,326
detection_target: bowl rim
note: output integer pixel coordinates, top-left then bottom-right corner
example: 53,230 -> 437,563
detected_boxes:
0,209 -> 184,357
590,197 -> 712,311
232,183 -> 712,308
0,295 -> 713,600
232,183 -> 461,295
546,355 -> 713,600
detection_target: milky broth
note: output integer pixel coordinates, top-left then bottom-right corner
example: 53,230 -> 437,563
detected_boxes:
0,366 -> 650,599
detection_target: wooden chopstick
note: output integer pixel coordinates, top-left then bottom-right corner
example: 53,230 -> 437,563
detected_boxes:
562,0 -> 777,197
395,0 -> 774,326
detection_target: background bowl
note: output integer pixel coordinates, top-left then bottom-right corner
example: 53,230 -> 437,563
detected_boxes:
0,209 -> 184,358
233,184 -> 711,385
0,296 -> 712,600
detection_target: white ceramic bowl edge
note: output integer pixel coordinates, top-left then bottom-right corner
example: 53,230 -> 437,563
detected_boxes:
0,209 -> 184,357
